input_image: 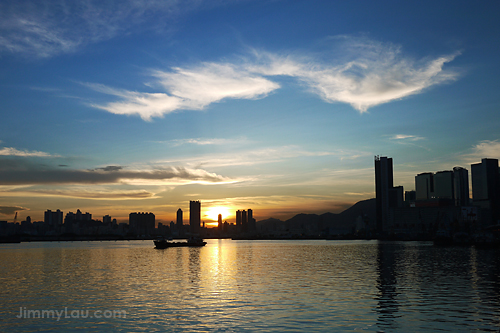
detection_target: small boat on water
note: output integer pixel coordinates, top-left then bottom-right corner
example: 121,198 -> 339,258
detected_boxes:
154,237 -> 206,249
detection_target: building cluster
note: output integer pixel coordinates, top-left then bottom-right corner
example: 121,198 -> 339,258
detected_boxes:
169,201 -> 257,238
375,156 -> 500,238
1,200 -> 257,240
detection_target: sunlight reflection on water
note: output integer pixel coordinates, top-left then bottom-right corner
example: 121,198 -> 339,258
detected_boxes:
1,240 -> 499,332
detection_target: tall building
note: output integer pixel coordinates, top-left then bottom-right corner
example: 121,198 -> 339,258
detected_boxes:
218,214 -> 222,231
375,156 -> 394,234
434,170 -> 454,199
129,212 -> 155,235
247,209 -> 256,232
44,209 -> 63,226
242,210 -> 248,232
472,158 -> 500,224
236,210 -> 242,230
190,201 -> 201,234
453,167 -> 469,206
415,172 -> 434,200
176,208 -> 184,236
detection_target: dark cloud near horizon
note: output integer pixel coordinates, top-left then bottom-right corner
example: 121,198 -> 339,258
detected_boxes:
0,206 -> 28,215
94,166 -> 123,172
0,158 -> 227,185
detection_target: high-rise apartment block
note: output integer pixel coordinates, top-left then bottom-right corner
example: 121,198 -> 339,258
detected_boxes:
190,201 -> 201,234
471,158 -> 500,224
453,167 -> 469,206
375,156 -> 402,234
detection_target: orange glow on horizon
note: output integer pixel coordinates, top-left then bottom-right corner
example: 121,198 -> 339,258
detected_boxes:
203,206 -> 232,225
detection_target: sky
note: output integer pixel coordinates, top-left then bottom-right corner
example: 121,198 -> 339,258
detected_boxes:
1,0 -> 500,225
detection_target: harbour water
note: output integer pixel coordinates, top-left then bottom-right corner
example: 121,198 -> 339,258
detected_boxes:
1,239 -> 499,332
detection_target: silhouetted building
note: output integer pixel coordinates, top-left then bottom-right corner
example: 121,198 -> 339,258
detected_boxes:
405,190 -> 416,203
103,215 -> 112,224
129,212 -> 155,236
434,170 -> 454,199
415,172 -> 434,200
190,201 -> 201,234
236,210 -> 242,230
389,186 -> 404,208
248,209 -> 256,232
44,209 -> 63,226
218,214 -> 222,231
472,158 -> 500,224
176,208 -> 183,234
453,166 -> 470,206
242,210 -> 248,232
375,156 -> 394,234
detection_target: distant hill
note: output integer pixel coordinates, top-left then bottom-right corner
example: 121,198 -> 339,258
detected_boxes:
257,198 -> 376,235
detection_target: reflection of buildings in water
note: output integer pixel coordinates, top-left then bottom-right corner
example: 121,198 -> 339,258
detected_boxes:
188,248 -> 202,283
375,243 -> 400,330
472,248 -> 500,315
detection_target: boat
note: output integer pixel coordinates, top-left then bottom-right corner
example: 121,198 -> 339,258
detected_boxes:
154,237 -> 206,249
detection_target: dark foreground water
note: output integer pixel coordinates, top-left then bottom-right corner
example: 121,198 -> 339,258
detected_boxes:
0,240 -> 499,332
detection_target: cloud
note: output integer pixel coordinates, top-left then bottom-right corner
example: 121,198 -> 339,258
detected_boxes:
87,63 -> 279,120
467,140 -> 500,162
252,39 -> 460,112
165,137 -> 250,146
390,134 -> 425,141
94,165 -> 123,172
0,206 -> 28,215
0,147 -> 59,157
0,160 -> 231,185
86,37 -> 460,119
24,188 -> 156,200
0,0 -> 213,57
158,145 -> 368,169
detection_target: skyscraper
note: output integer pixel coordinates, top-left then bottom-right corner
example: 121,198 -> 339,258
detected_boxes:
415,172 -> 434,200
375,156 -> 393,234
176,208 -> 183,234
189,201 -> 201,234
471,158 -> 500,224
242,210 -> 248,232
236,210 -> 242,230
453,167 -> 469,206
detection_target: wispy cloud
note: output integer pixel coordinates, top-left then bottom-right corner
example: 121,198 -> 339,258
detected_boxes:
463,140 -> 500,163
252,38 -> 460,112
22,188 -> 156,200
87,63 -> 279,121
165,137 -> 251,147
390,134 -> 425,141
86,37 -> 460,119
0,205 -> 28,215
0,0 -> 214,57
0,147 -> 59,157
157,145 -> 368,169
0,159 -> 231,186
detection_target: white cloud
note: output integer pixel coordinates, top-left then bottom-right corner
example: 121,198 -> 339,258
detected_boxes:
0,147 -> 59,157
252,39 -> 460,112
86,37 -> 460,119
87,63 -> 279,120
391,134 -> 425,141
166,137 -> 250,146
157,145 -> 367,169
0,0 -> 218,57
468,140 -> 500,161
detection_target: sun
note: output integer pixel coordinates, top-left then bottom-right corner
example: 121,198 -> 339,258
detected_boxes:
203,206 -> 232,224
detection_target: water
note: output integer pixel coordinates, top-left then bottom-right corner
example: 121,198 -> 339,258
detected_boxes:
0,240 -> 499,332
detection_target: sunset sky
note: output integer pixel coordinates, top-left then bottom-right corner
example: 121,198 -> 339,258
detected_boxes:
1,0 -> 499,225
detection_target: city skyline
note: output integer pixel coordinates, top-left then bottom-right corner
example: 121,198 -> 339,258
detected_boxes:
1,1 -> 500,224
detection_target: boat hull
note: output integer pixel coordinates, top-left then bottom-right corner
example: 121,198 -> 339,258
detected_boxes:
154,240 -> 206,249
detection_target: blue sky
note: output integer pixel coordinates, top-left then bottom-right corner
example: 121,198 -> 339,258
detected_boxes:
1,0 -> 499,224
